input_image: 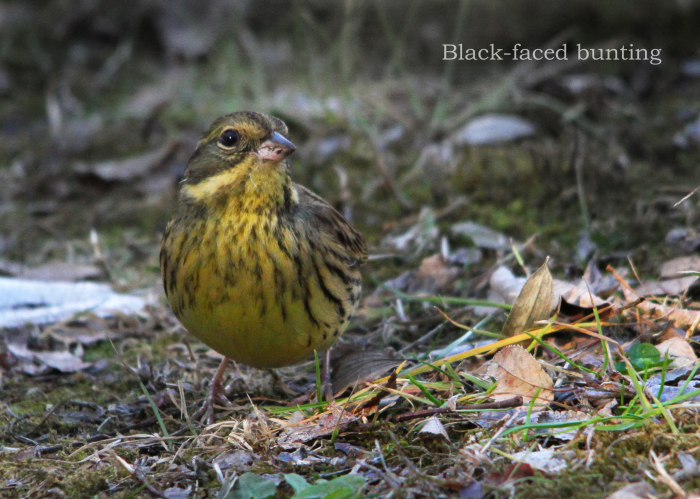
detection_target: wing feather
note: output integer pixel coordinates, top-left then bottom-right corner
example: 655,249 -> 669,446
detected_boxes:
294,184 -> 367,267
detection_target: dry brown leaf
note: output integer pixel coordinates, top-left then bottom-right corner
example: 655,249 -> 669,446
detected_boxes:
656,336 -> 698,368
580,258 -> 621,296
277,403 -> 357,450
620,284 -> 700,330
486,345 -> 553,408
488,264 -> 607,315
408,253 -> 462,294
634,276 -> 698,297
500,259 -> 554,337
660,255 -> 700,278
361,253 -> 460,309
609,266 -> 700,330
554,280 -> 609,308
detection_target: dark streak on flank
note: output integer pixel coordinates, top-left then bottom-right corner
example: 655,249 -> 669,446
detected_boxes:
303,282 -> 320,328
325,261 -> 351,285
293,254 -> 304,288
254,262 -> 262,280
311,255 -> 346,318
260,294 -> 267,318
281,302 -> 287,321
276,235 -> 291,260
272,257 -> 283,290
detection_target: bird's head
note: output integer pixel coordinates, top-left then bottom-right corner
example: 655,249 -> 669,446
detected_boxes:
180,112 -> 297,210
183,111 -> 296,184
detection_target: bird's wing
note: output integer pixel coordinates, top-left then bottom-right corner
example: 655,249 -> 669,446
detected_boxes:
295,184 -> 368,267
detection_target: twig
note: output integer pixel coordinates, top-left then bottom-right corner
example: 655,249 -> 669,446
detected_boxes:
373,142 -> 413,210
400,321 -> 446,354
395,396 -> 523,422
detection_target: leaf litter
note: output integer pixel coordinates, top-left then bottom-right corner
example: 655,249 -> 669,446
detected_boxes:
6,243 -> 700,498
3,4 -> 700,496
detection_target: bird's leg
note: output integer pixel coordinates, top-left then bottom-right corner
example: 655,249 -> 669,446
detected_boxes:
322,349 -> 333,401
193,356 -> 230,425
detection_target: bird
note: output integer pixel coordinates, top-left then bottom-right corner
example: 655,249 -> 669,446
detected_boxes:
160,111 -> 366,423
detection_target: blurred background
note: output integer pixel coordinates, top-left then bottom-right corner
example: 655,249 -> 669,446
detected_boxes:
2,0 -> 700,284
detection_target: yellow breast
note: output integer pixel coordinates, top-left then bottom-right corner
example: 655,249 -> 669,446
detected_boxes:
162,195 -> 360,368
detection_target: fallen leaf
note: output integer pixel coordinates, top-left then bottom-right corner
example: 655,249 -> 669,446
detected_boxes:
362,253 -> 462,309
213,450 -> 253,471
489,265 -> 608,315
606,482 -> 655,499
73,142 -> 179,182
554,280 -> 609,308
21,262 -> 103,282
0,277 -> 148,328
485,462 -> 536,486
419,416 -> 450,442
487,266 -> 527,307
511,448 -> 574,474
611,266 -> 700,330
452,114 -> 536,146
7,344 -> 92,373
634,276 -> 698,297
410,253 -> 462,293
528,411 -> 592,440
655,336 -> 697,368
277,403 -> 357,450
163,487 -> 190,499
43,315 -> 114,347
486,346 -> 553,408
580,258 -> 621,297
660,255 -> 700,278
620,283 -> 700,330
501,259 -> 554,337
451,222 -> 509,250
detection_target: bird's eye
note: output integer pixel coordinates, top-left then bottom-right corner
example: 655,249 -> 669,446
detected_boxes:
219,129 -> 239,148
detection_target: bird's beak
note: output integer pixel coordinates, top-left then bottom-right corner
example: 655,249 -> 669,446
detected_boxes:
254,132 -> 296,162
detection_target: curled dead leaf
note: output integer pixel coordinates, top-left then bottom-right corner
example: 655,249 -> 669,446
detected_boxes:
500,259 -> 554,337
419,416 -> 450,442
